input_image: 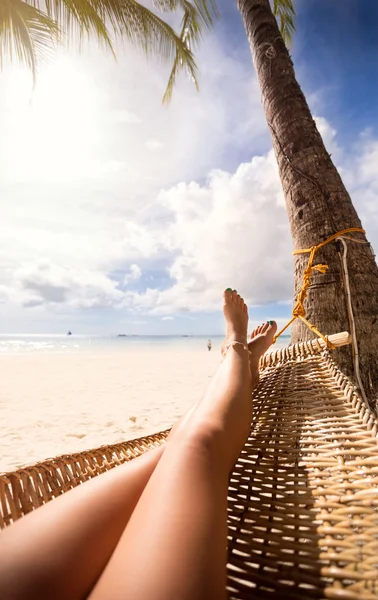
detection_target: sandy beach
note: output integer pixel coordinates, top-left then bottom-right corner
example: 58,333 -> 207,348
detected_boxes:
0,332 -> 290,473
0,344 -> 222,473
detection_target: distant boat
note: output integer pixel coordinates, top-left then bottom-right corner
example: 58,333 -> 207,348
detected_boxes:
117,334 -> 127,337
67,331 -> 72,336
182,335 -> 189,337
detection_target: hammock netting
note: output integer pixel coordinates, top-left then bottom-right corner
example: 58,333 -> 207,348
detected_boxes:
1,338 -> 378,599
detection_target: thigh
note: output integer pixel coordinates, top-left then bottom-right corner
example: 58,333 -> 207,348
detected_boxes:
90,349 -> 252,600
90,432 -> 229,600
0,445 -> 164,600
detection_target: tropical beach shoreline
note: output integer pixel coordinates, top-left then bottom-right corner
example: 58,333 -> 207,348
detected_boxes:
0,335 -> 289,473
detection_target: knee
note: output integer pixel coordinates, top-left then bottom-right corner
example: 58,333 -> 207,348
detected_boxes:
179,418 -> 228,464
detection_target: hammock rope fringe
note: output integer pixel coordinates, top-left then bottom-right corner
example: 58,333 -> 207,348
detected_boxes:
273,227 -> 366,348
1,332 -> 378,599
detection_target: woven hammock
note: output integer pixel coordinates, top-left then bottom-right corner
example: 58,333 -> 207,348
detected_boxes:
1,333 -> 378,599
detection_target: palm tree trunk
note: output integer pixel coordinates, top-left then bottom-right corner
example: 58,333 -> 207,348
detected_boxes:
236,0 -> 378,407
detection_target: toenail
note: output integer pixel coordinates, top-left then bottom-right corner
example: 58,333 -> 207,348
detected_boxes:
225,288 -> 232,292
269,320 -> 275,325
233,289 -> 237,292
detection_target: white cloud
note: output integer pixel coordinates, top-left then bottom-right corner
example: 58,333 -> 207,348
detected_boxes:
344,137 -> 378,246
1,30 -> 378,333
124,264 -> 142,286
315,116 -> 337,147
145,139 -> 164,151
127,150 -> 292,314
0,32 -> 269,331
161,316 -> 175,321
113,110 -> 142,124
314,116 -> 342,162
12,262 -> 123,309
2,119 -> 378,328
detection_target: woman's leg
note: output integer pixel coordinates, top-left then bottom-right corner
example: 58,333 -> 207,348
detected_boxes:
0,327 -> 247,600
0,291 -> 276,600
0,444 -> 165,600
90,290 -> 277,600
0,350 -> 221,600
0,407 -> 204,600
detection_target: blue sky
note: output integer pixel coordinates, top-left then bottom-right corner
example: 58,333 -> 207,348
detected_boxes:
0,0 -> 378,335
295,0 -> 378,140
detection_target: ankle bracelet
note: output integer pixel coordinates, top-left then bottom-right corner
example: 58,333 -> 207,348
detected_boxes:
221,341 -> 251,359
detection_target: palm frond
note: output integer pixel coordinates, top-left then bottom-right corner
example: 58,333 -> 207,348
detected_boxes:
27,0 -> 115,52
272,0 -> 295,45
162,4 -> 199,103
1,0 -> 217,101
159,0 -> 217,103
0,0 -> 59,83
153,0 -> 218,30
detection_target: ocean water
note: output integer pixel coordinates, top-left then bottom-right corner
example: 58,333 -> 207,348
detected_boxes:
0,334 -> 291,355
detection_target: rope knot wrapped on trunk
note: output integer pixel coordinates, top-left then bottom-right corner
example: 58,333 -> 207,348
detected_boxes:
292,261 -> 328,318
273,228 -> 365,348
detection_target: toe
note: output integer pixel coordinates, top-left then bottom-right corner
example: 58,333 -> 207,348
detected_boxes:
268,320 -> 277,334
261,322 -> 269,334
223,288 -> 233,303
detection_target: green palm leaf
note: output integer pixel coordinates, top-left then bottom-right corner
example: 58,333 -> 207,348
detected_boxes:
0,0 -> 217,102
0,0 -> 293,100
162,0 -> 217,103
272,0 -> 295,45
152,0 -> 218,30
28,0 -> 116,49
0,0 -> 59,83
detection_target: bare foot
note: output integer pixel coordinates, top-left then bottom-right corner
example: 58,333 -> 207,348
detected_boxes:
221,288 -> 249,354
248,321 -> 277,387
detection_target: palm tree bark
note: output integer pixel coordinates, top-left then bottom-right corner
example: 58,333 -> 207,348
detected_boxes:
237,0 -> 378,407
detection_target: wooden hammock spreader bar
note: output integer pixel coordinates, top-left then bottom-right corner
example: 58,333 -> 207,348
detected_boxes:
259,330 -> 351,370
314,330 -> 351,348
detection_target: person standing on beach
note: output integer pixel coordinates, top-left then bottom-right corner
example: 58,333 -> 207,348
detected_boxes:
207,339 -> 212,351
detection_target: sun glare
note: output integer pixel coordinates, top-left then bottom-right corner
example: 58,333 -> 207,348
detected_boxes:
3,57 -> 100,183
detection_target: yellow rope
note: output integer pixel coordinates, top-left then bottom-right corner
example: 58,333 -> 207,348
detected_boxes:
273,227 -> 366,349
